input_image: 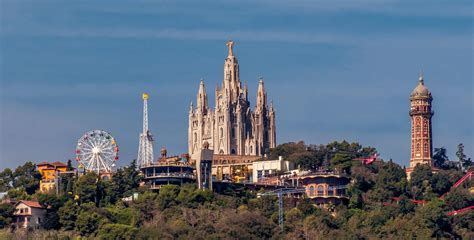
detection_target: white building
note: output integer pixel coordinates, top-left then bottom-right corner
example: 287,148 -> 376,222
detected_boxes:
14,200 -> 47,229
252,156 -> 294,183
188,40 -> 276,161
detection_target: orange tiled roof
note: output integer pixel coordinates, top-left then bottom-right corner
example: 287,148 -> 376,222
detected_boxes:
17,200 -> 44,208
37,162 -> 53,166
51,161 -> 67,167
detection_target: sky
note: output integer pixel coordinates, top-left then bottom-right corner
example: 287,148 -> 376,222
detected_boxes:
0,0 -> 472,170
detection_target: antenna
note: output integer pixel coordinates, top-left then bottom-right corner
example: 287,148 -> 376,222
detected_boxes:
137,93 -> 154,169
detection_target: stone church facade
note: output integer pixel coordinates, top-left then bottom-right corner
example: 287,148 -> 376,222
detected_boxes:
188,41 -> 276,160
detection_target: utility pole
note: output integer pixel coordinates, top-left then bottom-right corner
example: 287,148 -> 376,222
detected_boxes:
258,188 -> 306,230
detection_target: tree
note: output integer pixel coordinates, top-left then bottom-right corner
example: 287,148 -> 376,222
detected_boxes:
75,172 -> 99,205
76,211 -> 103,236
456,143 -> 472,171
58,200 -> 79,230
331,153 -> 353,174
0,203 -> 14,228
429,171 -> 452,196
411,200 -> 453,238
97,223 -> 138,240
42,211 -> 61,230
444,188 -> 474,210
12,162 -> 41,194
37,193 -> 66,229
409,164 -> 433,199
132,192 -> 158,224
0,168 -> 13,192
106,160 -> 142,205
157,185 -> 180,210
215,209 -> 275,239
433,147 -> 449,168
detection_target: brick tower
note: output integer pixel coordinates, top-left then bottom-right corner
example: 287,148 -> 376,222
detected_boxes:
406,73 -> 433,178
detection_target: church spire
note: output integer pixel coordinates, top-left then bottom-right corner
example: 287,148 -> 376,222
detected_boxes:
222,40 -> 242,104
256,77 -> 267,112
197,79 -> 208,113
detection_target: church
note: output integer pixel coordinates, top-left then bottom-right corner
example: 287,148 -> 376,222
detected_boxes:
188,41 -> 276,161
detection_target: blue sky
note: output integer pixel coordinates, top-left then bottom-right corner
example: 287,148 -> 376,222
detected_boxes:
0,0 -> 472,170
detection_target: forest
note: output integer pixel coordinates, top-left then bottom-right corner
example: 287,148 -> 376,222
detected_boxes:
0,141 -> 472,239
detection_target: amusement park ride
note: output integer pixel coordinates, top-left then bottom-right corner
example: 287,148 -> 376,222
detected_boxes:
75,130 -> 119,175
353,153 -> 378,165
137,93 -> 155,169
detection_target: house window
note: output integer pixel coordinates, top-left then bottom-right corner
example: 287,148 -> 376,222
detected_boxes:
257,170 -> 262,179
309,186 -> 315,196
264,170 -> 270,176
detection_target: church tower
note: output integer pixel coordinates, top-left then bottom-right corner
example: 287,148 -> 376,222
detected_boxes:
188,41 -> 276,161
406,73 -> 433,178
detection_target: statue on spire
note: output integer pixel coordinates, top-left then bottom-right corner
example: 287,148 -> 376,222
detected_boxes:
226,40 -> 234,57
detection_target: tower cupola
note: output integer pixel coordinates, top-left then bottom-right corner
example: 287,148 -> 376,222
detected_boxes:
410,74 -> 432,99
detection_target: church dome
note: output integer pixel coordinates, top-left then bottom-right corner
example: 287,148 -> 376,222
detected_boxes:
410,75 -> 431,98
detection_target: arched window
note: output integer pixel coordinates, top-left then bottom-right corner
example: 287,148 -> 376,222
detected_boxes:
416,143 -> 421,152
317,185 -> 324,196
250,146 -> 253,154
231,149 -> 236,154
309,186 -> 315,196
220,128 -> 223,138
424,143 -> 428,152
231,128 -> 235,138
194,133 -> 197,142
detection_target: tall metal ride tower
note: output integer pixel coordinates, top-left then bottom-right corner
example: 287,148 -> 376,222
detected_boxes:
137,93 -> 154,169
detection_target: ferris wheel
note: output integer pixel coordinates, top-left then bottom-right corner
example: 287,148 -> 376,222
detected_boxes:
75,130 -> 119,174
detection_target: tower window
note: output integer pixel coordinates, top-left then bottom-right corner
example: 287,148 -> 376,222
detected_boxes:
416,143 -> 420,152
220,128 -> 223,138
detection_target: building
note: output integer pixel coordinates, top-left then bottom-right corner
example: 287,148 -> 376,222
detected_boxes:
188,40 -> 276,161
37,161 -> 68,193
13,200 -> 47,229
298,172 -> 350,208
140,148 -> 195,190
406,74 -> 434,178
212,154 -> 259,182
252,156 -> 295,183
196,143 -> 213,190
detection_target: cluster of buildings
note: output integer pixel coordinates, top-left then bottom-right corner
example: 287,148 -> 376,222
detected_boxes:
139,41 -> 439,204
6,40 -> 442,230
